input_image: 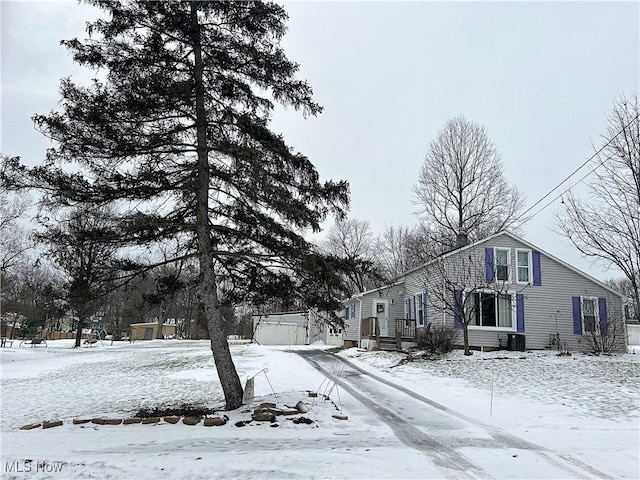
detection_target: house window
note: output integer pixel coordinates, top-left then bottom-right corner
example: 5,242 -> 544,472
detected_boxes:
415,293 -> 425,326
495,248 -> 510,282
351,303 -> 356,319
516,249 -> 531,284
467,292 -> 514,328
581,297 -> 598,333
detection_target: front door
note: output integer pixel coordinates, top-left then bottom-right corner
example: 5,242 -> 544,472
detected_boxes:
373,300 -> 389,337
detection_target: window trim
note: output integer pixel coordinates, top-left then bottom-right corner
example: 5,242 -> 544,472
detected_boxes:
465,289 -> 517,331
515,249 -> 532,285
494,248 -> 511,283
580,296 -> 600,334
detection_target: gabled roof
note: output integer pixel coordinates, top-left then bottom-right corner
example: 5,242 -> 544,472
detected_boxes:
343,280 -> 405,303
393,231 -> 626,300
251,310 -> 308,318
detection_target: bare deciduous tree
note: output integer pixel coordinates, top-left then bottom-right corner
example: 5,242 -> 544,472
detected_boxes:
0,184 -> 33,273
413,116 -> 526,241
374,224 -> 439,281
321,218 -> 378,294
557,94 -> 640,319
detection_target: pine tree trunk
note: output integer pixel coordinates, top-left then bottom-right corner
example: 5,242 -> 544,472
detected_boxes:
191,1 -> 243,411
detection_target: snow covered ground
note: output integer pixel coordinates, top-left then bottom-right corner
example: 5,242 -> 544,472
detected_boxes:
0,340 -> 638,479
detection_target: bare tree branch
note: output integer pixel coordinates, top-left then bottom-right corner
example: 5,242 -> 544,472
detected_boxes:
557,93 -> 640,317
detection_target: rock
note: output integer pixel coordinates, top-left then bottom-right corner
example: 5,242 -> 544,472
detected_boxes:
72,419 -> 91,425
164,416 -> 180,424
182,416 -> 200,425
141,417 -> 161,424
294,401 -> 308,413
91,418 -> 106,425
252,409 -> 276,422
235,420 -> 249,427
251,408 -> 276,422
292,416 -> 314,425
258,402 -> 276,409
101,419 -> 122,425
332,415 -> 348,421
308,392 -> 318,398
43,420 -> 63,429
263,408 -> 283,416
203,416 -> 226,427
20,423 -> 41,430
279,408 -> 299,416
123,418 -> 142,425
270,423 -> 280,428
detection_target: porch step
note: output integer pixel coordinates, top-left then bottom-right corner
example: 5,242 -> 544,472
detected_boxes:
378,338 -> 399,351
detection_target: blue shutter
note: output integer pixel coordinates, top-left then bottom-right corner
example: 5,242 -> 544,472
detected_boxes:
532,251 -> 542,286
454,290 -> 463,329
423,291 -> 428,326
405,298 -> 410,319
516,294 -> 525,332
345,307 -> 349,322
598,298 -> 608,335
485,248 -> 494,283
572,296 -> 582,334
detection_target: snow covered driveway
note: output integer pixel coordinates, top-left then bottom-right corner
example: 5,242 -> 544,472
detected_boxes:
300,350 -> 616,479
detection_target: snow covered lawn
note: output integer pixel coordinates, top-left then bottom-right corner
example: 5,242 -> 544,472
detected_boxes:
1,340 -> 638,479
339,347 -> 640,479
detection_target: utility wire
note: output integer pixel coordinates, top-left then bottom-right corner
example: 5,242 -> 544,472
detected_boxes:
513,110 -> 640,224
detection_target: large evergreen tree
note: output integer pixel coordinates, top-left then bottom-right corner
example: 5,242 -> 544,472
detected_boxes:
10,1 -> 349,409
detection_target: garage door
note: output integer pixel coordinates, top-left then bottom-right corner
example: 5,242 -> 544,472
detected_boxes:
254,322 -> 306,346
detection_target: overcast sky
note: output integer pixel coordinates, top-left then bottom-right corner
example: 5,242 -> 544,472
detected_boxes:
1,1 -> 638,281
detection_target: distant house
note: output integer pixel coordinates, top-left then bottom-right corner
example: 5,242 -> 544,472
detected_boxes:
252,310 -> 342,346
130,322 -> 177,340
343,231 -> 626,353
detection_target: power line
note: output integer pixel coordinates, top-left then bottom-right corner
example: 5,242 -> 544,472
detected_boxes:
514,110 -> 640,223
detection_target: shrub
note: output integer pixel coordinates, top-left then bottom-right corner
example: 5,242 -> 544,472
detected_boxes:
578,313 -> 626,354
416,324 -> 458,356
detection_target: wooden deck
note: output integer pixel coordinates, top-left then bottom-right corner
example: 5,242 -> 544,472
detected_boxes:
360,318 -> 418,351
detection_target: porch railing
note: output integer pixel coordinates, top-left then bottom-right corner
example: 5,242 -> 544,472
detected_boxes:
361,317 -> 380,340
395,318 -> 416,339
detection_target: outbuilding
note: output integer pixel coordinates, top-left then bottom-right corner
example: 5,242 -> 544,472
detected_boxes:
130,322 -> 176,340
252,310 -> 342,346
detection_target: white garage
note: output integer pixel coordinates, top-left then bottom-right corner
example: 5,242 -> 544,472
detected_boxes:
252,311 -> 309,346
252,310 -> 342,346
